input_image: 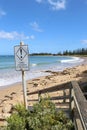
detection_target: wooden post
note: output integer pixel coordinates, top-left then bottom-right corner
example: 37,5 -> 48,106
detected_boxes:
20,42 -> 27,109
22,70 -> 27,109
71,88 -> 74,110
63,90 -> 66,103
69,87 -> 72,110
38,91 -> 41,102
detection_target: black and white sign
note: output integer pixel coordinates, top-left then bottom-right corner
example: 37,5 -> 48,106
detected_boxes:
14,45 -> 29,71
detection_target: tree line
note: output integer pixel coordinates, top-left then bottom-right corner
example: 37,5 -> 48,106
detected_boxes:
30,48 -> 87,56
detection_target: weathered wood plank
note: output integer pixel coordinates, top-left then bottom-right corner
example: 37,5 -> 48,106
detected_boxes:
27,82 -> 72,95
27,95 -> 71,102
28,106 -> 70,114
50,95 -> 71,100
73,108 -> 83,130
27,99 -> 38,102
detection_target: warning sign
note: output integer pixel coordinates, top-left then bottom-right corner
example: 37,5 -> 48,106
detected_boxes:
14,45 -> 29,71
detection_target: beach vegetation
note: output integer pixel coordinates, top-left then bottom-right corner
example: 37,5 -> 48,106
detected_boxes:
30,47 -> 87,56
5,97 -> 74,130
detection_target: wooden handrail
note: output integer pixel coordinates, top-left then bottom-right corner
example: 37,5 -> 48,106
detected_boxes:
27,80 -> 87,130
27,81 -> 72,116
71,81 -> 87,130
27,81 -> 72,95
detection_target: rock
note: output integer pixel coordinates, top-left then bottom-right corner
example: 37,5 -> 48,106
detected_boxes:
2,104 -> 13,113
76,74 -> 81,77
62,70 -> 70,75
4,95 -> 13,100
10,92 -> 16,95
33,83 -> 38,87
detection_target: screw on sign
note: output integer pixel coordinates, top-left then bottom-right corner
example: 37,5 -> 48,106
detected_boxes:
14,41 -> 29,109
14,42 -> 29,71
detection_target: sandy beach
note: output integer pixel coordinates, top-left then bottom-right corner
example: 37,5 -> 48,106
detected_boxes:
0,57 -> 87,125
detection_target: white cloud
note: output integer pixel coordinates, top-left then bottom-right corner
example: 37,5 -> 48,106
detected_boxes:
48,0 -> 66,10
0,30 -> 35,40
81,40 -> 87,44
35,0 -> 66,10
0,9 -> 6,17
30,22 -> 43,32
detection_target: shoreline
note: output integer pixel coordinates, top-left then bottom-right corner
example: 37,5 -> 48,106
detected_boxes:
0,56 -> 85,89
0,56 -> 87,95
0,55 -> 84,87
0,57 -> 87,125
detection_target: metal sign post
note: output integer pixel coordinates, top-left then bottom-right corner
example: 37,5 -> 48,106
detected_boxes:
14,41 -> 29,109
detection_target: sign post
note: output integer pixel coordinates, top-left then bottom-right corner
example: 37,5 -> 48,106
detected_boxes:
14,41 -> 29,109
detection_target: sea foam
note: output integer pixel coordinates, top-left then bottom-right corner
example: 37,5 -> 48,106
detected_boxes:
60,57 -> 84,63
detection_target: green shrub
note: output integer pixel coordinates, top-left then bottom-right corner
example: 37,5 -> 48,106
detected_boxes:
6,103 -> 30,130
7,113 -> 25,130
6,97 -> 74,130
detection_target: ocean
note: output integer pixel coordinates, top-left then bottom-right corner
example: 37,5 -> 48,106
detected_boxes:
0,55 -> 84,88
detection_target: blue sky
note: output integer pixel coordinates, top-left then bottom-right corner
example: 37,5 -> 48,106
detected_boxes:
0,0 -> 87,55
